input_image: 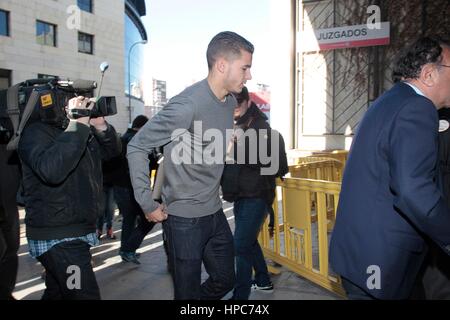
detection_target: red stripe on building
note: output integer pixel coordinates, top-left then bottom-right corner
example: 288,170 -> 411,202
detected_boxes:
319,37 -> 390,50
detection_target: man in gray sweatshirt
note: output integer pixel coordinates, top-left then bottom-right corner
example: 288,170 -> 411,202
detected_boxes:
127,31 -> 254,300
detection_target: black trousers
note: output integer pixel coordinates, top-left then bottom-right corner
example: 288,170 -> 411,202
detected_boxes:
420,242 -> 450,300
37,240 -> 100,300
0,207 -> 19,300
0,145 -> 20,300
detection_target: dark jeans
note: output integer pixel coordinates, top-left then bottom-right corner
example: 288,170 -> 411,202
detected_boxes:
341,277 -> 375,300
96,185 -> 115,231
420,242 -> 450,299
0,207 -> 19,300
163,209 -> 235,300
37,240 -> 100,300
232,198 -> 271,300
114,186 -> 155,252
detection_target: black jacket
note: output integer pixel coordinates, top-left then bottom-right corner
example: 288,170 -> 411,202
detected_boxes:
438,108 -> 450,208
18,120 -> 121,240
222,104 -> 276,205
108,128 -> 159,189
109,128 -> 137,188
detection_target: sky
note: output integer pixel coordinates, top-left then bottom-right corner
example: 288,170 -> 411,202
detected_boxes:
141,0 -> 271,101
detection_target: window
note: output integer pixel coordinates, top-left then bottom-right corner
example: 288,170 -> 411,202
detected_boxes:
36,20 -> 56,47
0,9 -> 9,36
38,74 -> 57,79
78,32 -> 93,54
0,69 -> 11,89
77,0 -> 93,13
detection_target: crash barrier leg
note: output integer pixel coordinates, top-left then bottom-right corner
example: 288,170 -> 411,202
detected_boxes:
258,177 -> 345,297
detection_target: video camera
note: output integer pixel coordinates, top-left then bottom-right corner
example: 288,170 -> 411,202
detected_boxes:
0,61 -> 117,147
3,77 -> 116,121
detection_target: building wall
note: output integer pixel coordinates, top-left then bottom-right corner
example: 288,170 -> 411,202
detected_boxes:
0,0 -> 131,132
268,0 -> 296,150
292,0 -> 449,151
296,0 -> 369,151
124,3 -> 147,127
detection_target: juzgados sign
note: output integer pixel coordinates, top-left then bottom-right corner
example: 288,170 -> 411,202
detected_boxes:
301,22 -> 390,52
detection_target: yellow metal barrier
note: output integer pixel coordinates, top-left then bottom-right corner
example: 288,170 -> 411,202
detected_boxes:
290,158 -> 343,182
307,150 -> 349,168
259,177 -> 345,298
289,159 -> 343,229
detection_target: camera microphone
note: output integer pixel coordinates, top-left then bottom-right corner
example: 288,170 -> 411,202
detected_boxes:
57,79 -> 97,91
72,79 -> 97,91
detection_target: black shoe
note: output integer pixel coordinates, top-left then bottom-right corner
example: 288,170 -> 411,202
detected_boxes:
251,281 -> 274,293
119,251 -> 141,264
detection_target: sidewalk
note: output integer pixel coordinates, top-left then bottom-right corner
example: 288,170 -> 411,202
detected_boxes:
13,202 -> 341,300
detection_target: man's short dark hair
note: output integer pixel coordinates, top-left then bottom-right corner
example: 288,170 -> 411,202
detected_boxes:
392,36 -> 450,83
132,115 -> 148,129
206,31 -> 254,70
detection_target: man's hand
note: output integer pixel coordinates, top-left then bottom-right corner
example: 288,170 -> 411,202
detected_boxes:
145,204 -> 168,223
90,116 -> 108,132
66,96 -> 95,126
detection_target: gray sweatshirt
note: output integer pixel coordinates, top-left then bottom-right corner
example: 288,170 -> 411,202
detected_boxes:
127,79 -> 236,218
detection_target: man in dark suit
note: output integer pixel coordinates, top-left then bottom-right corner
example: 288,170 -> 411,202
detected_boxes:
329,36 -> 450,300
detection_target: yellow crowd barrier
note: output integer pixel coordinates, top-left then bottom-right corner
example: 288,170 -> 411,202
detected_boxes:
290,158 -> 343,182
289,159 -> 343,227
259,177 -> 346,298
310,150 -> 349,168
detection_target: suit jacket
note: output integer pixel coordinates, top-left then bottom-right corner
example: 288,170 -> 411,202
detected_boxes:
329,82 -> 450,299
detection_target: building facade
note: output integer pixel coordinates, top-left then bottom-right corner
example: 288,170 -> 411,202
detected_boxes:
269,0 -> 449,152
0,0 -> 148,132
152,79 -> 167,107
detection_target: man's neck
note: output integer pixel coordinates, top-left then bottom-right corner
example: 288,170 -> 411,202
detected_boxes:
207,74 -> 228,102
406,79 -> 440,109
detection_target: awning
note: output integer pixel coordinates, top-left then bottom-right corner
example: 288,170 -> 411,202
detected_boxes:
249,92 -> 270,113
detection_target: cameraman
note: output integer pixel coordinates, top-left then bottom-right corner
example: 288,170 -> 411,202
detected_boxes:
17,96 -> 121,300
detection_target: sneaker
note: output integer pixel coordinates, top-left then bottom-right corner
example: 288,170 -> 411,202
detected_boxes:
251,281 -> 274,293
119,251 -> 140,264
106,228 -> 116,240
96,229 -> 102,240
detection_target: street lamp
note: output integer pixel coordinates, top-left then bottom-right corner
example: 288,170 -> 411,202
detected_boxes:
128,39 -> 147,125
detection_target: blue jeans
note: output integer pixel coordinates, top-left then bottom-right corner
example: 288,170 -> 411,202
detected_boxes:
96,185 -> 115,231
232,198 -> 271,300
162,209 -> 235,300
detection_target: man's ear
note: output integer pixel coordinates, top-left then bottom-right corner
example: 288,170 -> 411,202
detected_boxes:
419,63 -> 437,87
215,56 -> 227,74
